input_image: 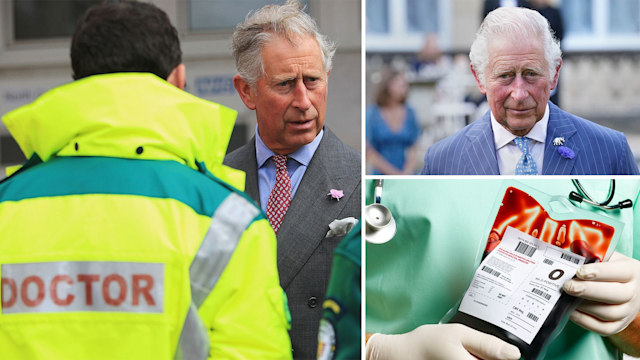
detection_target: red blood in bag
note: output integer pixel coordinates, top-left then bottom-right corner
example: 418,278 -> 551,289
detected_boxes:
570,240 -> 600,263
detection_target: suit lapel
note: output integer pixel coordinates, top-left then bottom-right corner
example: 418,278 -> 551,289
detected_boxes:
464,114 -> 500,175
241,141 -> 260,204
542,103 -> 578,175
275,129 -> 358,289
226,130 -> 358,289
230,140 -> 260,204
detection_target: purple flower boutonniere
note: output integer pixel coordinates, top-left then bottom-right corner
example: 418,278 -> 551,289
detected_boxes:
553,137 -> 574,159
328,189 -> 344,201
558,146 -> 575,159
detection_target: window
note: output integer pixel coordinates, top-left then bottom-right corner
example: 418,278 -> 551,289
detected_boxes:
562,0 -> 640,51
366,0 -> 389,34
406,0 -> 438,33
366,0 -> 448,52
609,0 -> 640,34
12,0 -> 100,41
562,0 -> 592,35
189,0 -> 309,32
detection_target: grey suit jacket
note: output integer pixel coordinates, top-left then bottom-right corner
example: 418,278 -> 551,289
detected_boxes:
224,127 -> 361,359
421,102 -> 639,175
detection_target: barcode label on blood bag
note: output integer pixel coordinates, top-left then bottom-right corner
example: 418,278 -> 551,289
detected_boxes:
481,265 -> 501,277
515,241 -> 537,257
531,288 -> 552,301
459,227 -> 586,345
561,253 -> 581,264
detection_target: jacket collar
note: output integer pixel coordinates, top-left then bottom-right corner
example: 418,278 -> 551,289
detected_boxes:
464,115 -> 500,175
3,73 -> 244,188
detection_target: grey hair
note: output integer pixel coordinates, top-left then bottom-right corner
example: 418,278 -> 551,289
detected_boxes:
469,7 -> 562,86
231,0 -> 337,87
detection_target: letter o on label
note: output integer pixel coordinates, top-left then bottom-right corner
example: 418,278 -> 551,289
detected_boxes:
22,276 -> 46,307
103,274 -> 127,306
1,277 -> 18,308
549,269 -> 565,281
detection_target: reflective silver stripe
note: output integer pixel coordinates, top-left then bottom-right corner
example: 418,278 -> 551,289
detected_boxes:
189,193 -> 259,307
174,303 -> 209,360
175,193 -> 259,359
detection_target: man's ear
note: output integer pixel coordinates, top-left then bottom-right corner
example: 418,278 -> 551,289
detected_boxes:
550,59 -> 562,91
167,63 -> 186,90
470,64 -> 487,94
233,74 -> 256,110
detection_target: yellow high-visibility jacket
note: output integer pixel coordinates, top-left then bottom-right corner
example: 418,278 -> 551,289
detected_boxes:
0,73 -> 292,359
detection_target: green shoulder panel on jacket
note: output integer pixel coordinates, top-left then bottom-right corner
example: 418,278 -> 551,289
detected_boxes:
0,156 -> 235,218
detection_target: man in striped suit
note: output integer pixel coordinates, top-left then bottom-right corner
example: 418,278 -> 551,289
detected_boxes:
421,7 -> 639,175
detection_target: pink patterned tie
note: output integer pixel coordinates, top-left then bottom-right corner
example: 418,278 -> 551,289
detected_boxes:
266,155 -> 291,233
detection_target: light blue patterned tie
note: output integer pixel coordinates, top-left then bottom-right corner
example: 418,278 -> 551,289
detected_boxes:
514,137 -> 538,175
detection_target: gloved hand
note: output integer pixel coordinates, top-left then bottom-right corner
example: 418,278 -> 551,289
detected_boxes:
563,252 -> 640,336
365,323 -> 521,360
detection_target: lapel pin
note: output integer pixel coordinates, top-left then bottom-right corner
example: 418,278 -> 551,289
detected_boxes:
553,137 -> 565,146
328,189 -> 344,201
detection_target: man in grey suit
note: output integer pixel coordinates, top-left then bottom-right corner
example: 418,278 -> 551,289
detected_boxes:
421,7 -> 639,175
224,1 -> 361,358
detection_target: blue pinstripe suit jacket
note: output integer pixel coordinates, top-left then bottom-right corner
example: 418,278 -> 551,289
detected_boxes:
421,102 -> 639,175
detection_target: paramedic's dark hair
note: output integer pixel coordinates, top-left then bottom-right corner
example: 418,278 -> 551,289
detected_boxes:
70,1 -> 182,80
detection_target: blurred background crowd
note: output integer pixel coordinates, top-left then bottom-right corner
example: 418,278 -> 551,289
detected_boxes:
366,0 -> 640,174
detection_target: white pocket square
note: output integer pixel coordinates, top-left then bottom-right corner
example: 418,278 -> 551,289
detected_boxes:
325,217 -> 358,238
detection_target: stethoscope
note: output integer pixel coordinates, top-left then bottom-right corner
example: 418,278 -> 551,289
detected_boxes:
365,179 -> 397,244
569,179 -> 633,210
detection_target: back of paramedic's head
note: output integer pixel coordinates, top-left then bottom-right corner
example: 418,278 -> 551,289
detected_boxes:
71,0 -> 182,80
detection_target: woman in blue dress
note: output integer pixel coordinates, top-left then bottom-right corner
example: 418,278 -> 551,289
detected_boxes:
366,70 -> 420,175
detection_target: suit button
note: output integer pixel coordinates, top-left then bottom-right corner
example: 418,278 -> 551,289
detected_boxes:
307,296 -> 318,308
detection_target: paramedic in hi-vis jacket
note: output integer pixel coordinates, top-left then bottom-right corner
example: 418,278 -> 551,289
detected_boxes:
0,1 -> 291,359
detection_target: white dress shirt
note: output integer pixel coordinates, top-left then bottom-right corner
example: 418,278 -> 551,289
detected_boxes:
491,104 -> 549,175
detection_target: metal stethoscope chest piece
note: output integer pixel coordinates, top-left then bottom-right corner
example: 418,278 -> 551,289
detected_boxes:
365,179 -> 397,244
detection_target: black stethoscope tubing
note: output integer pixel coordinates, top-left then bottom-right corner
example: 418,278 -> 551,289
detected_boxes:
569,179 -> 633,210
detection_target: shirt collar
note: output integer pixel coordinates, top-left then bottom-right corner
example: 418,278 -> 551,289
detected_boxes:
491,103 -> 549,150
255,125 -> 324,168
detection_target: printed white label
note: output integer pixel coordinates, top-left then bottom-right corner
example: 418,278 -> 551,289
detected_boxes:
1,261 -> 163,314
458,226 -> 584,344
